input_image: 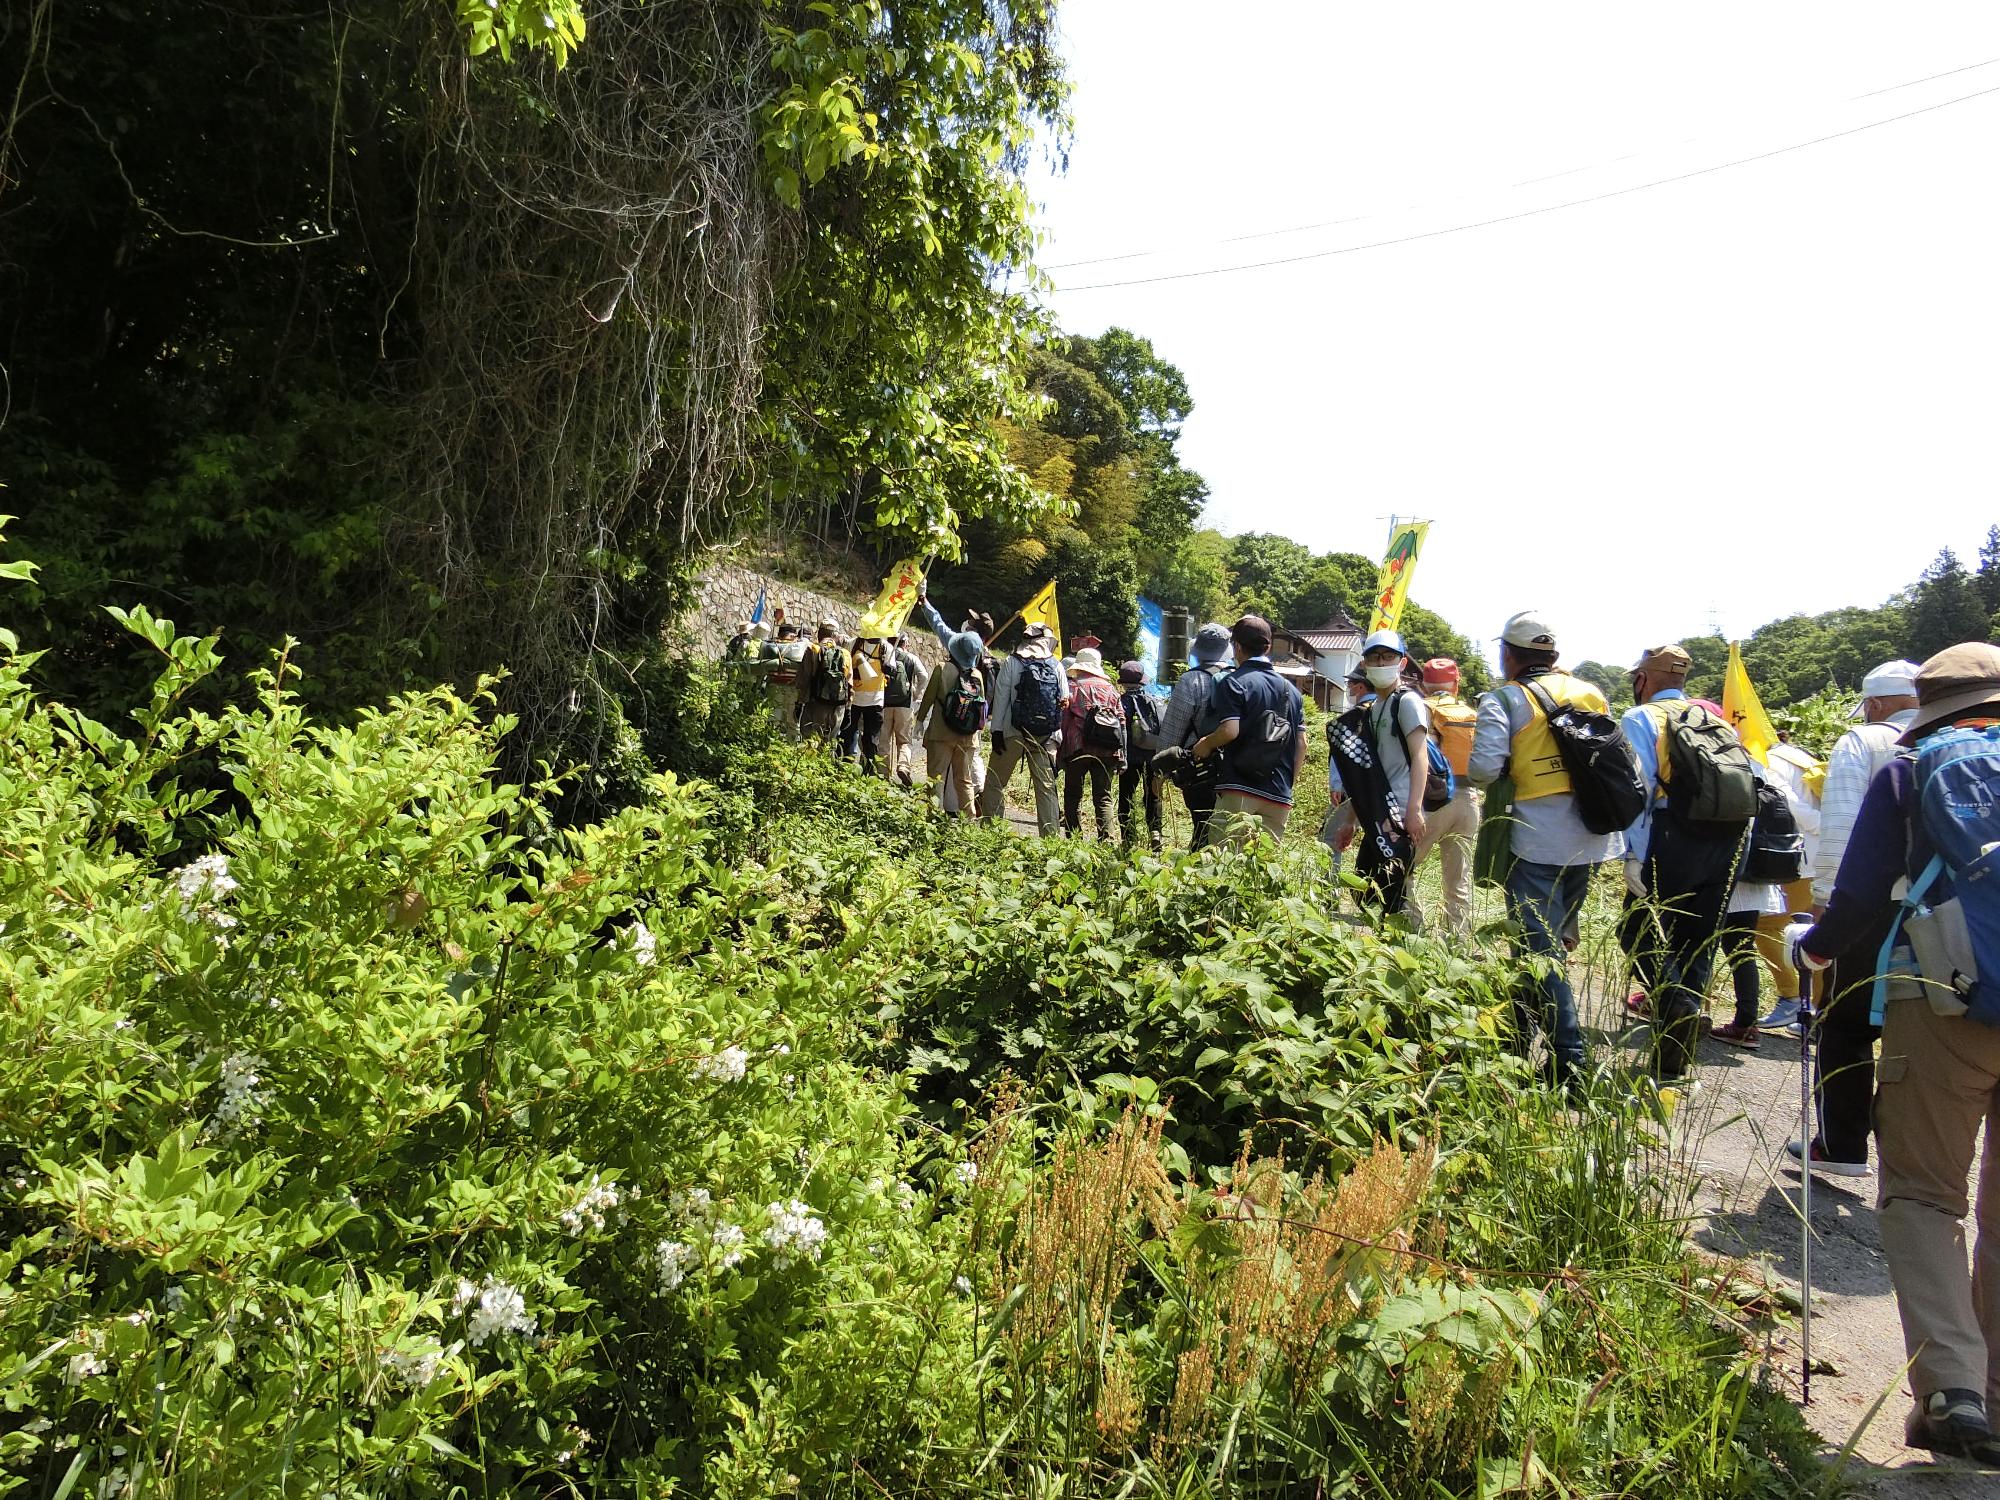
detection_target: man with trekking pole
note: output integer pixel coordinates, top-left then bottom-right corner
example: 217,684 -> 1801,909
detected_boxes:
1795,643 -> 2000,1465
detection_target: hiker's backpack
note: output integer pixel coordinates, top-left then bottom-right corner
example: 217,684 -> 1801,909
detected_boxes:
1387,689 -> 1456,812
1520,677 -> 1647,836
1072,676 -> 1126,756
939,666 -> 988,736
1185,663 -> 1232,746
1658,701 -> 1756,826
1873,724 -> 2000,1027
1011,656 -> 1063,738
1742,772 -> 1806,883
1431,698 -> 1476,778
810,644 -> 852,705
1124,690 -> 1165,755
883,651 -> 914,709
769,639 -> 809,686
1230,684 -> 1299,775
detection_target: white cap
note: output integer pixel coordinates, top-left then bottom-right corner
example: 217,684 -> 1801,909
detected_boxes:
1498,611 -> 1557,650
1861,659 -> 1920,699
1362,629 -> 1407,656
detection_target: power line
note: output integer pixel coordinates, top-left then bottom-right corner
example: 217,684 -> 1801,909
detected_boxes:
1044,57 -> 2000,273
1051,81 -> 2000,294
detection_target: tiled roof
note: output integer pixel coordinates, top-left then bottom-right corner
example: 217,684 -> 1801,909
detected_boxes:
1286,610 -> 1364,651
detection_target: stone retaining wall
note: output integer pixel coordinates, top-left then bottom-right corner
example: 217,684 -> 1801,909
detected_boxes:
685,564 -> 944,667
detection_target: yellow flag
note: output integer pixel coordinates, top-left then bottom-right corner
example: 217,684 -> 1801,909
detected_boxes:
1018,579 -> 1061,646
1367,522 -> 1429,634
854,557 -> 926,639
1722,642 -> 1780,765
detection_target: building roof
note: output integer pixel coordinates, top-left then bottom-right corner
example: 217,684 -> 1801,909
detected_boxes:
1284,608 -> 1364,653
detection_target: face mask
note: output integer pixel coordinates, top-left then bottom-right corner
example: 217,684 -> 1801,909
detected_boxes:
1365,664 -> 1402,691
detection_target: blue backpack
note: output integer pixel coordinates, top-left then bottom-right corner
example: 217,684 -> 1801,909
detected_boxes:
1388,689 -> 1456,812
1873,724 -> 2000,1027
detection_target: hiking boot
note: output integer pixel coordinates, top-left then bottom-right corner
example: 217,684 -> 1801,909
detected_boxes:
1786,1138 -> 1869,1178
1711,1021 -> 1760,1050
1759,996 -> 1802,1030
1906,1389 -> 2000,1464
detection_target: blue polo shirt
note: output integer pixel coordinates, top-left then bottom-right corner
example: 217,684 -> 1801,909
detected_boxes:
1213,658 -> 1305,807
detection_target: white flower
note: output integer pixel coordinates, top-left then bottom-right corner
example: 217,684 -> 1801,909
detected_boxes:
952,1160 -> 978,1188
169,853 -> 239,930
762,1199 -> 827,1268
709,1222 -> 747,1270
122,1310 -> 151,1326
691,1046 -> 749,1084
952,1275 -> 972,1296
451,1278 -> 478,1315
161,1285 -> 188,1314
380,1338 -> 444,1393
654,1239 -> 696,1292
458,1277 -> 534,1347
205,1052 -> 267,1139
558,1175 -> 622,1235
668,1186 -> 713,1220
624,922 -> 657,968
771,1043 -> 791,1057
64,1349 -> 107,1385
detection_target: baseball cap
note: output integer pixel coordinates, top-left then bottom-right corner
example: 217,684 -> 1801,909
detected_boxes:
1498,612 -> 1557,650
1861,659 -> 1920,699
1633,644 -> 1692,675
1420,657 -> 1459,686
1362,629 -> 1407,656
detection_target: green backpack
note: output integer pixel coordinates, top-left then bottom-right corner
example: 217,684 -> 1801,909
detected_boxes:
1661,702 -> 1756,826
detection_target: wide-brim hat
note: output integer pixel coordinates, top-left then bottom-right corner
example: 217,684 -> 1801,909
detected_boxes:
1903,643 -> 2000,744
1070,646 -> 1108,678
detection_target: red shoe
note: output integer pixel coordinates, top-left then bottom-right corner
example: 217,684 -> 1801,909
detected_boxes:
1625,991 -> 1650,1017
1710,1021 -> 1760,1050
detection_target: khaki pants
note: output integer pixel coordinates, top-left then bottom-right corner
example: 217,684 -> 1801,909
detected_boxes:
927,736 -> 978,817
1753,876 -> 1814,1001
767,682 -> 802,737
1875,997 -> 2000,1405
881,706 -> 916,781
982,733 -> 1060,836
1212,789 -> 1291,846
1410,788 -> 1479,933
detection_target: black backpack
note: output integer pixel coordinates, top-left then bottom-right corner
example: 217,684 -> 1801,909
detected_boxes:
882,651 -> 914,709
1124,690 -> 1165,754
939,666 -> 988,736
1660,702 -> 1757,826
1075,677 -> 1126,754
1520,677 -> 1647,836
1230,688 -> 1299,775
1742,773 -> 1806,882
1012,656 -> 1063,738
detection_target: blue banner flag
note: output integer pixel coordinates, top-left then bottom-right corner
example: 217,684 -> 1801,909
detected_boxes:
1136,597 -> 1165,691
750,587 -> 767,625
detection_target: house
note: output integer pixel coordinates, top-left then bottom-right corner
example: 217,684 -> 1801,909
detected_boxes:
1272,608 -> 1365,712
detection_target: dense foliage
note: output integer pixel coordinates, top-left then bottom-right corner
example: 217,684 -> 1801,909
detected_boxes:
1,0 -> 1066,787
1,520 -> 1830,1495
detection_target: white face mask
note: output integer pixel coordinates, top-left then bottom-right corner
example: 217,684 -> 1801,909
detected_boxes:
1365,664 -> 1402,691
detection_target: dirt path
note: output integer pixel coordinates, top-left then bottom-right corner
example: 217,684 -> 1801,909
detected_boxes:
1581,979 -> 1998,1498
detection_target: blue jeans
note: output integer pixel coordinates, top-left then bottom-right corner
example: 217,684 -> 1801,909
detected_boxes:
1504,858 -> 1591,1075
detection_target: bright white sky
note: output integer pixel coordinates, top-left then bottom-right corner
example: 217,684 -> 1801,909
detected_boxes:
1028,2 -> 2000,670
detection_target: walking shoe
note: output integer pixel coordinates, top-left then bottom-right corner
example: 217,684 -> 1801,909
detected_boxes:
1710,1021 -> 1760,1050
1624,991 -> 1650,1017
1906,1389 -> 2000,1464
1758,997 -> 1801,1030
1785,1139 -> 1869,1177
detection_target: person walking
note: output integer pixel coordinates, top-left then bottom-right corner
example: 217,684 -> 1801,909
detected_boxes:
1414,656 -> 1481,932
1327,629 -> 1434,915
1619,644 -> 1755,1084
1787,658 -> 1921,1174
798,623 -> 852,744
762,624 -> 811,737
982,621 -> 1070,836
847,637 -> 890,775
1466,612 -> 1626,1087
1710,768 -> 1794,1050
1750,735 -> 1822,1031
911,622 -> 989,818
1796,644 -> 2000,1465
1116,661 -> 1166,852
1059,648 -> 1126,841
1192,615 -> 1306,846
1155,622 -> 1234,848
724,619 -> 756,663
879,633 -> 927,788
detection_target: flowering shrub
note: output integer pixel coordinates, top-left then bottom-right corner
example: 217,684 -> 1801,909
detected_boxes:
0,594 -> 980,1496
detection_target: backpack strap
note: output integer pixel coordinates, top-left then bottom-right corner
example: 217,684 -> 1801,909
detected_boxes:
1871,854 -> 1946,1026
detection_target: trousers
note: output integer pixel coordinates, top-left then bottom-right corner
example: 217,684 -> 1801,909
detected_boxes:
1062,760 -> 1117,840
982,732 -> 1060,836
1409,788 -> 1479,932
1875,997 -> 2000,1405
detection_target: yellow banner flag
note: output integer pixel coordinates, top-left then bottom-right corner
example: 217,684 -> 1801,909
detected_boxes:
1367,521 -> 1429,634
1018,578 -> 1061,646
854,557 -> 926,639
1722,641 -> 1780,765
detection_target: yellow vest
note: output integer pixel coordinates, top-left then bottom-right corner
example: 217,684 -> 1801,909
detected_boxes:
1510,672 -> 1612,803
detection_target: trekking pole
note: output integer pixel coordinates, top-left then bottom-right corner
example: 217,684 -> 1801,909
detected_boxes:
1785,916 -> 1817,1406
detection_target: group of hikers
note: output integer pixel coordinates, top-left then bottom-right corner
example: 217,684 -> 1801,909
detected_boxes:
728,590 -> 2000,1463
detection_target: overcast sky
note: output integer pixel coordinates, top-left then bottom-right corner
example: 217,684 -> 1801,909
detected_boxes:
1028,2 -> 2000,669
